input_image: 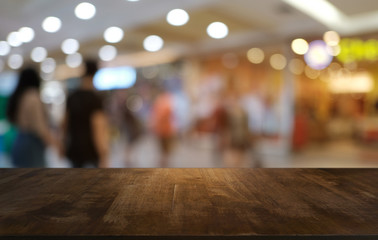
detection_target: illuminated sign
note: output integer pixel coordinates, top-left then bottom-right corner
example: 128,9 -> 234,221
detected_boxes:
328,71 -> 373,93
337,38 -> 378,63
94,66 -> 137,91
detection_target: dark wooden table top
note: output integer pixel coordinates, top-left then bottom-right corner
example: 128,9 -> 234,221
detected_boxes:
0,168 -> 377,239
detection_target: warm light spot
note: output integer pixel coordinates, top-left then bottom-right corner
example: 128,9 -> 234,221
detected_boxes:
291,38 -> 309,55
323,31 -> 340,46
270,54 -> 287,70
247,48 -> 264,64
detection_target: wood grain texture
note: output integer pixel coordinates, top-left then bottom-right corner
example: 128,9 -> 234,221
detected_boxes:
0,169 -> 377,239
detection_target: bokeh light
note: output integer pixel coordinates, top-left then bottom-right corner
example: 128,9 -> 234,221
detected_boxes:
8,54 -> 23,70
143,35 -> 164,52
104,27 -> 124,43
31,47 -> 48,63
99,45 -> 117,61
61,38 -> 80,54
291,38 -> 309,55
41,58 -> 56,74
18,27 -> 35,43
247,48 -> 265,64
304,40 -> 333,70
327,45 -> 341,56
42,17 -> 62,33
270,54 -> 287,70
323,31 -> 340,47
167,9 -> 189,26
207,22 -> 229,39
75,2 -> 96,20
289,58 -> 305,75
7,32 -> 22,47
66,53 -> 83,68
41,81 -> 66,105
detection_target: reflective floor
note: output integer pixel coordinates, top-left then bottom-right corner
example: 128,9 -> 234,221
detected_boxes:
61,135 -> 378,168
2,134 -> 378,168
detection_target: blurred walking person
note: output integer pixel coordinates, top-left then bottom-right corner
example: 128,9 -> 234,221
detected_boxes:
62,59 -> 109,168
6,67 -> 60,167
223,95 -> 251,167
151,90 -> 176,167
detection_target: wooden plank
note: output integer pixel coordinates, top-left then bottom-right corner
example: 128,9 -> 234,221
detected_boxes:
0,169 -> 377,239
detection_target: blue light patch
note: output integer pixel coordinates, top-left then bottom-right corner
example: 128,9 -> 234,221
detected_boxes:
94,66 -> 137,91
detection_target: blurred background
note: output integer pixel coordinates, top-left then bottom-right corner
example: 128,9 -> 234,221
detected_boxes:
1,0 -> 378,168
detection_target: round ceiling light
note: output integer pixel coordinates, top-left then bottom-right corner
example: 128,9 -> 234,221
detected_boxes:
61,38 -> 80,54
7,32 -> 22,47
31,47 -> 48,63
207,22 -> 228,39
167,9 -> 189,26
8,54 -> 24,70
99,45 -> 117,61
18,27 -> 35,43
75,2 -> 96,20
104,27 -> 124,43
42,17 -> 62,33
143,35 -> 164,52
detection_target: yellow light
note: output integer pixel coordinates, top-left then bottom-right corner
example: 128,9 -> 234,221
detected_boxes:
270,54 -> 287,70
291,38 -> 309,55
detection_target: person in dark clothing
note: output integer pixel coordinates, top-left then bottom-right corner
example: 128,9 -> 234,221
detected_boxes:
62,59 -> 109,168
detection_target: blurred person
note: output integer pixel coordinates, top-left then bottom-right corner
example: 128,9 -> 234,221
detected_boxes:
240,92 -> 264,167
61,59 -> 109,168
122,102 -> 143,165
6,67 -> 60,167
108,90 -> 143,167
223,95 -> 251,167
292,103 -> 310,152
151,89 -> 176,167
